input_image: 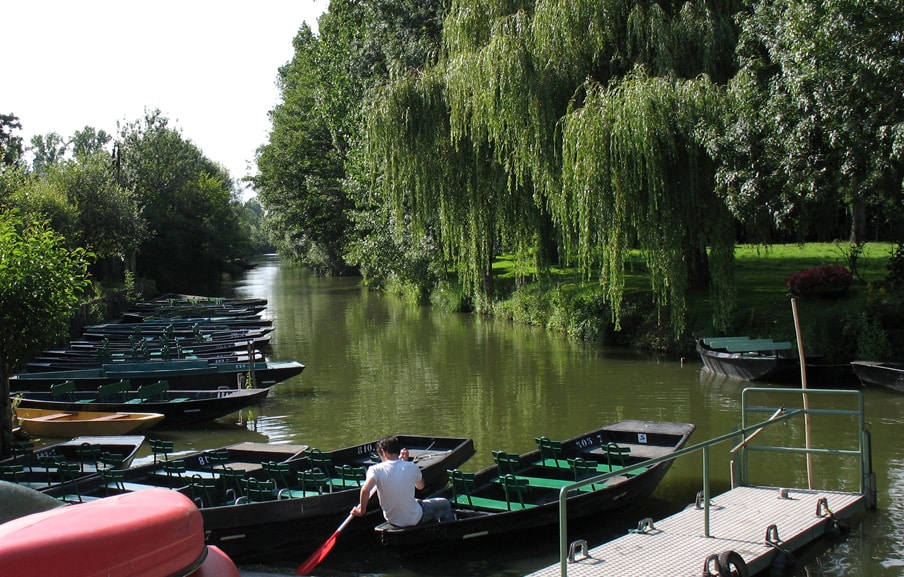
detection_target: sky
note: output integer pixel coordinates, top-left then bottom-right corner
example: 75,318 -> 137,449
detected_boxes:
6,1 -> 328,195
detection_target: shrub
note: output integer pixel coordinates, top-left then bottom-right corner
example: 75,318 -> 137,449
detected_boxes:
785,264 -> 852,297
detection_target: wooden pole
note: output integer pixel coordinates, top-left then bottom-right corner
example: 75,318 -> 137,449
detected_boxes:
791,298 -> 814,489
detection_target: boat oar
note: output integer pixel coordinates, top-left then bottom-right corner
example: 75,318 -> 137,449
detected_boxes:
295,513 -> 354,575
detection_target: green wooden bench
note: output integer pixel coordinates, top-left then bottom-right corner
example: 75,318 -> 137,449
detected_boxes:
448,469 -> 536,512
50,380 -> 94,403
98,380 -> 131,403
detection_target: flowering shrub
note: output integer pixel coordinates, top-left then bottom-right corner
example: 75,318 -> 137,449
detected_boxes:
785,264 -> 852,297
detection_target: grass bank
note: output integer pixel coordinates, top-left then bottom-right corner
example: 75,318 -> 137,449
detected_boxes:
457,242 -> 901,363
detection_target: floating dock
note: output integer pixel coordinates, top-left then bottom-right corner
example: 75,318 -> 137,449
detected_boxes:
526,485 -> 864,577
528,386 -> 875,577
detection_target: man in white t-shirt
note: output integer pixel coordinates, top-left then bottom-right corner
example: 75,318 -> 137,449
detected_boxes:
350,435 -> 454,527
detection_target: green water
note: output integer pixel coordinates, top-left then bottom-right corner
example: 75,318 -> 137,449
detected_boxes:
205,256 -> 902,575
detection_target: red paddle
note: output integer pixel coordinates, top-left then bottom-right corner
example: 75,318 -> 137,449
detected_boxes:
295,514 -> 354,575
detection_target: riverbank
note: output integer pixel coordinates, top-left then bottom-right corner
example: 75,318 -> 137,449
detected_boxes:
461,242 -> 901,364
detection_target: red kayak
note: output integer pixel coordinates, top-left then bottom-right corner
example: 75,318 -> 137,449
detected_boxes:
0,488 -> 239,577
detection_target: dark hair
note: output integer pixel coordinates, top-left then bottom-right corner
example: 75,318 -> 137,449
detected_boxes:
377,435 -> 401,455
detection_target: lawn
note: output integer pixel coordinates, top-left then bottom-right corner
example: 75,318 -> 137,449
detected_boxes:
491,242 -> 898,360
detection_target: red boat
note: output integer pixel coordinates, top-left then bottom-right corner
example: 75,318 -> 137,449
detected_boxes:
0,486 -> 240,577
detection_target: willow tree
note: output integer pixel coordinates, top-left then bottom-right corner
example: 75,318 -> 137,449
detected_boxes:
556,70 -> 736,334
365,0 -> 744,330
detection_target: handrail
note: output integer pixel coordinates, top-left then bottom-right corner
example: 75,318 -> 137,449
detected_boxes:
552,387 -> 868,577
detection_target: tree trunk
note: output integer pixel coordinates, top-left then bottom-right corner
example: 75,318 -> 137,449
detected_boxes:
849,179 -> 866,244
1,374 -> 11,458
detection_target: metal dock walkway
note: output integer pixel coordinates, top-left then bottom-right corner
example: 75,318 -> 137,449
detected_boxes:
528,387 -> 876,577
527,485 -> 864,577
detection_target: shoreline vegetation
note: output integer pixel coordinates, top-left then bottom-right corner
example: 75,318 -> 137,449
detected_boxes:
424,242 -> 901,366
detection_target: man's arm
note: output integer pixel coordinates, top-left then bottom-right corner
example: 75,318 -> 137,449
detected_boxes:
351,477 -> 377,516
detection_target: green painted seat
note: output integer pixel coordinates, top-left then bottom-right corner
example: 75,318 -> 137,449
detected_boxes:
534,436 -> 565,468
262,461 -> 293,489
51,380 -> 92,403
97,380 -> 131,403
0,464 -> 26,484
332,464 -> 366,489
238,477 -> 277,503
298,469 -> 331,495
149,439 -> 174,464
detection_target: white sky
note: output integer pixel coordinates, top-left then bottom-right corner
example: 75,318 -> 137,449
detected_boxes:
5,1 -> 327,195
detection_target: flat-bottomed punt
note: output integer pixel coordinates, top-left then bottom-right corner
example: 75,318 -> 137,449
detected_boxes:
10,358 -> 305,391
375,420 -> 694,548
851,360 -> 904,393
696,336 -> 819,382
15,408 -> 165,437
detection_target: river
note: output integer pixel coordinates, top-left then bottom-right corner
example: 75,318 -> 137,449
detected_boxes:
190,255 -> 901,575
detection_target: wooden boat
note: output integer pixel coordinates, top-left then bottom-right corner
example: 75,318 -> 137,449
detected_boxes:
15,408 -> 165,437
41,435 -> 476,562
0,486 -> 240,577
26,349 -> 266,372
696,336 -> 821,382
10,358 -> 305,391
13,384 -> 270,426
374,420 -> 695,548
851,361 -> 904,393
0,435 -> 146,490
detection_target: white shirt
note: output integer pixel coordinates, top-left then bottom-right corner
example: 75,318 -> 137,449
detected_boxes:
367,458 -> 423,527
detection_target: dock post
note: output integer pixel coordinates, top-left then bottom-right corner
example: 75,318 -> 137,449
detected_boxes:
862,424 -> 877,509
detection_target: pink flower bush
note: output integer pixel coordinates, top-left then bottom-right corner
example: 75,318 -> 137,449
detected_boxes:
785,264 -> 852,297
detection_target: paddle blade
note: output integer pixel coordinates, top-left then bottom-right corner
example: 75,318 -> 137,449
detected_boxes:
295,514 -> 354,575
295,531 -> 340,575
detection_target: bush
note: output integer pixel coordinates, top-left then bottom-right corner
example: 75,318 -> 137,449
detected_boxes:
785,264 -> 852,297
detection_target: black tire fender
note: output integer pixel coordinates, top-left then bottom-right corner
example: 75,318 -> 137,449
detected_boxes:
718,550 -> 750,577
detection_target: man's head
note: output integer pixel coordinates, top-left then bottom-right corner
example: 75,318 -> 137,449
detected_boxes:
377,435 -> 401,457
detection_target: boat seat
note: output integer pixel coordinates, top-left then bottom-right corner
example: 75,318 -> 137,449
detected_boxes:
220,467 -> 247,502
331,464 -> 366,489
149,439 -> 174,464
492,450 -> 522,476
91,413 -> 131,421
448,469 -> 535,512
133,380 -> 187,403
29,412 -> 73,422
306,448 -> 334,476
75,443 -> 103,472
534,436 -> 566,468
98,380 -> 131,403
262,461 -> 293,489
0,464 -> 26,484
56,462 -> 100,504
205,449 -> 231,471
50,380 -> 93,403
284,469 -> 331,498
189,474 -> 221,507
236,477 -> 277,504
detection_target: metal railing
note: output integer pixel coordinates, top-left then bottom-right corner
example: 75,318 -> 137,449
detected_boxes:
551,387 -> 870,576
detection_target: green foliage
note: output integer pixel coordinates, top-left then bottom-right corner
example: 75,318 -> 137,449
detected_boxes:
0,114 -> 24,169
0,210 -> 93,454
117,110 -> 246,289
716,0 -> 904,242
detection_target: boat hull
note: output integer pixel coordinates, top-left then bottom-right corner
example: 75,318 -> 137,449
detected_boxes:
696,339 -> 812,382
851,361 -> 904,392
14,388 -> 269,426
15,408 -> 165,437
10,359 -> 305,391
375,420 -> 695,548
